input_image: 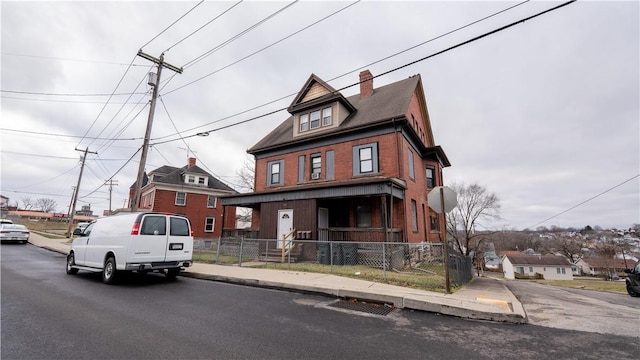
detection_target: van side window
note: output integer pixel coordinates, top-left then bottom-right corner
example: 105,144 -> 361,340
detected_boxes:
140,216 -> 166,235
170,217 -> 190,236
83,223 -> 95,236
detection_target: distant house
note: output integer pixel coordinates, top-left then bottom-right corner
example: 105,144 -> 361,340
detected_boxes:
502,255 -> 573,280
128,157 -> 237,239
575,257 -> 633,277
221,70 -> 450,248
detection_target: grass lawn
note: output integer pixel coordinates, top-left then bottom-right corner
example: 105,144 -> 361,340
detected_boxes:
537,279 -> 627,294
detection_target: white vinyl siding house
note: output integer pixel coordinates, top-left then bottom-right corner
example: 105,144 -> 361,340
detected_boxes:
502,255 -> 573,280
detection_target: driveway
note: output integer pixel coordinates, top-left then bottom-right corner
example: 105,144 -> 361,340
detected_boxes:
504,280 -> 639,338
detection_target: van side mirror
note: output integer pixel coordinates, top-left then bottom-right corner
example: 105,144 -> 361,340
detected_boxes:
624,268 -> 632,274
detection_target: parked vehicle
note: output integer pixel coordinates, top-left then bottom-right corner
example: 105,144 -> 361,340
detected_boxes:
66,212 -> 194,284
74,222 -> 90,233
0,223 -> 29,244
1,219 -> 14,224
624,261 -> 640,297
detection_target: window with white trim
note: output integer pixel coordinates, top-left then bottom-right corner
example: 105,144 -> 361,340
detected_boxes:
187,175 -> 195,183
175,192 -> 186,206
311,154 -> 321,177
205,216 -> 215,232
298,107 -> 333,132
352,143 -> 379,176
207,195 -> 216,208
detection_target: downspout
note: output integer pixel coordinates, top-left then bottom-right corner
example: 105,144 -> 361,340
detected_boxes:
220,203 -> 226,238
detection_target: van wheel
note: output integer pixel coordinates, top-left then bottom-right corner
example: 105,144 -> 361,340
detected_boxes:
103,257 -> 117,284
165,269 -> 180,279
66,253 -> 78,275
627,282 -> 639,297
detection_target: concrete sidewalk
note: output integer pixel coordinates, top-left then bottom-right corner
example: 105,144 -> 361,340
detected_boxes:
27,232 -> 526,324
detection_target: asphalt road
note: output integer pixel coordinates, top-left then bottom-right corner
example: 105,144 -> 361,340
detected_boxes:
504,280 -> 640,337
2,244 -> 637,360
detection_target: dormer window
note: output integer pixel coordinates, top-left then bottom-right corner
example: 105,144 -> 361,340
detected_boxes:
299,106 -> 332,133
198,177 -> 206,185
187,175 -> 195,183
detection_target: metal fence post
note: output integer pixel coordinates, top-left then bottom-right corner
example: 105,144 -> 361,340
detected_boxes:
239,235 -> 244,267
329,241 -> 334,273
265,239 -> 269,266
382,242 -> 387,280
216,237 -> 221,264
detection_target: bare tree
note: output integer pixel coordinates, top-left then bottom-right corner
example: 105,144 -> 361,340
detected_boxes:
35,198 -> 57,213
235,154 -> 255,192
234,154 -> 255,226
21,197 -> 34,210
545,236 -> 584,262
446,182 -> 501,257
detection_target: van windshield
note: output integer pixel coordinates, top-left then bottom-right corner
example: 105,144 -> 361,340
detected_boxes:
170,217 -> 190,236
140,216 -> 166,235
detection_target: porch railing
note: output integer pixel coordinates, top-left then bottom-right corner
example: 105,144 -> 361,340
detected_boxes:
281,229 -> 296,263
318,227 -> 403,242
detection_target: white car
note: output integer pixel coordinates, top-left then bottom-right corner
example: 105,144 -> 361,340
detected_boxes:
0,223 -> 29,244
66,212 -> 194,284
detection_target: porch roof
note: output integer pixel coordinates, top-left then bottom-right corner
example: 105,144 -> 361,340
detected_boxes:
221,177 -> 406,207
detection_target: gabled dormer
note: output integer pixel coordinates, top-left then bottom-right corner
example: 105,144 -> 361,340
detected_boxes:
288,74 -> 356,138
183,157 -> 209,186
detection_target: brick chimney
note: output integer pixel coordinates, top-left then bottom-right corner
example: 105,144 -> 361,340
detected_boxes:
188,157 -> 196,168
359,70 -> 373,99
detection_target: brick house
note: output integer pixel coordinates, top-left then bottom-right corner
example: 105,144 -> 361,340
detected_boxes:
221,70 -> 450,248
128,157 -> 237,238
575,257 -> 633,277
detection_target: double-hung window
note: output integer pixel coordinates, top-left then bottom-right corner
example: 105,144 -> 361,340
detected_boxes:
267,160 -> 284,186
426,166 -> 435,189
353,143 -> 379,176
207,195 -> 216,208
311,154 -> 321,177
300,114 -> 309,132
411,200 -> 418,233
310,110 -> 321,129
175,192 -> 186,206
205,217 -> 215,232
322,107 -> 332,126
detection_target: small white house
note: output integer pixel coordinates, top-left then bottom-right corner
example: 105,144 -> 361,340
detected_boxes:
502,255 -> 573,280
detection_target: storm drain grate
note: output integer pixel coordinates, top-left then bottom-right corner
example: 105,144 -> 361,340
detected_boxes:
328,299 -> 395,316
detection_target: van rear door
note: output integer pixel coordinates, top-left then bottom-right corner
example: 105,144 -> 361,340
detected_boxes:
130,214 -> 170,263
165,216 -> 193,262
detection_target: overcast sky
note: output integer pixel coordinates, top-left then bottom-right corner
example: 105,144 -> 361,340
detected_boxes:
1,1 -> 638,231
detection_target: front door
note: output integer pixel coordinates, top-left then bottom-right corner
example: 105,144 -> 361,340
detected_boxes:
277,209 -> 293,249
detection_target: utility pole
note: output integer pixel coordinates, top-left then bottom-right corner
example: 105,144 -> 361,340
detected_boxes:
104,179 -> 118,214
66,186 -> 76,218
131,50 -> 182,212
66,148 -> 97,237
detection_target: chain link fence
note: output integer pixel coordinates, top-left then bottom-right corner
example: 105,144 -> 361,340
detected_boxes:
193,238 -> 472,292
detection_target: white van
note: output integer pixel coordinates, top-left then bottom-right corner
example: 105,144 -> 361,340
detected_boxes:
66,212 -> 194,284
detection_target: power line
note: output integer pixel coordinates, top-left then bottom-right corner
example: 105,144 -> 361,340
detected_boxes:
152,0 -> 527,140
0,128 -> 142,141
151,1 -> 576,146
182,0 -> 297,68
0,90 -> 148,97
140,0 -> 206,49
165,0 -> 243,53
81,147 -> 142,199
0,96 -> 146,105
163,0 -> 360,96
0,150 -> 129,161
525,174 -> 640,230
0,52 -> 148,66
75,53 -> 139,148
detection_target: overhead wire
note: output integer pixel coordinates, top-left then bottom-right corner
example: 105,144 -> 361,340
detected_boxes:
151,0 -> 576,146
152,0 -> 526,140
525,174 -> 640,230
165,0 -> 243,53
75,53 -> 139,148
163,0 -> 359,96
182,0 -> 296,68
140,0 -> 206,49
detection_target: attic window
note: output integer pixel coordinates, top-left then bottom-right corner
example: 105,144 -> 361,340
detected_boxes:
299,106 -> 332,133
198,177 -> 205,185
187,175 -> 195,183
